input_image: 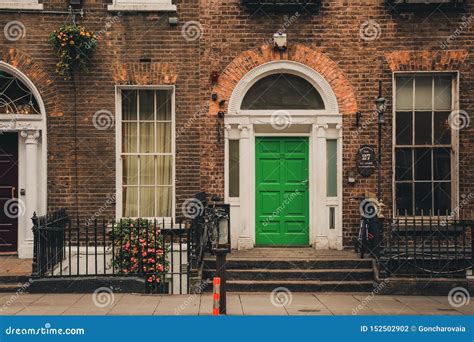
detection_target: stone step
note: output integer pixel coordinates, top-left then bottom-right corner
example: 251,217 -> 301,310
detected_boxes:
0,283 -> 27,293
203,258 -> 373,270
213,280 -> 377,292
0,275 -> 31,284
203,268 -> 374,281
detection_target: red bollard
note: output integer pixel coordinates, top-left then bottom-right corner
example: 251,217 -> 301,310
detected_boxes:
212,277 -> 221,316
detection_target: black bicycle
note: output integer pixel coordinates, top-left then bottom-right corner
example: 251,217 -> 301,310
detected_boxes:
204,196 -> 229,252
355,197 -> 376,259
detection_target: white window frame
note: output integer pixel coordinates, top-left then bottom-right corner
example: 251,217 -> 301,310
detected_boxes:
108,0 -> 176,12
392,71 -> 459,218
115,85 -> 176,222
0,0 -> 43,10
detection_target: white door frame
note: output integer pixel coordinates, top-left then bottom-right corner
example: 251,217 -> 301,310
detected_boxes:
224,61 -> 343,250
0,61 -> 47,258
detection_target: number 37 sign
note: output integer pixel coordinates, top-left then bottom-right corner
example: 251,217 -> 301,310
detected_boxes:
357,145 -> 376,177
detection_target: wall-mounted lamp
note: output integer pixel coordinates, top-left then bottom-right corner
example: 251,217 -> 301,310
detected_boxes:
355,111 -> 362,128
273,31 -> 287,51
210,71 -> 219,85
348,171 -> 356,184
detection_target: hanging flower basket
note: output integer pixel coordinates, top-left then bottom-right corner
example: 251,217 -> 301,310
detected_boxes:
49,23 -> 98,80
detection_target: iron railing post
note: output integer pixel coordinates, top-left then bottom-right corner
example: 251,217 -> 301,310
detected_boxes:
31,212 -> 39,277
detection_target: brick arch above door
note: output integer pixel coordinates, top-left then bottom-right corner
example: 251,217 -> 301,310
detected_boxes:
0,47 -> 62,117
209,44 -> 358,117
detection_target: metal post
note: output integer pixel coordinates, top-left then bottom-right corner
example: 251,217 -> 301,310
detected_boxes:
215,248 -> 227,315
31,212 -> 39,277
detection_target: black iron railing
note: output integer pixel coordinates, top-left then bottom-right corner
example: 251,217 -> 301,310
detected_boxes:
386,0 -> 468,12
379,214 -> 474,278
241,0 -> 321,12
32,210 -> 192,294
32,209 -> 69,277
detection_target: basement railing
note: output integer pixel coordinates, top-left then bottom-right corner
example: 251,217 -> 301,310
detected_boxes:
377,213 -> 474,278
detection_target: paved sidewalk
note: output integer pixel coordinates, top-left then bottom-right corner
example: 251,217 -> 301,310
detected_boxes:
0,293 -> 472,316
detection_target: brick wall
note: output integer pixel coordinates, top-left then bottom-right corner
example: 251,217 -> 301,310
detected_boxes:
0,0 -> 472,245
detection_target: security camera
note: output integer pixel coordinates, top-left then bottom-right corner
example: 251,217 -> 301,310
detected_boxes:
273,31 -> 287,51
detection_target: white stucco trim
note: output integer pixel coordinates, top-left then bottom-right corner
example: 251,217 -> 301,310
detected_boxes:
224,60 -> 343,250
228,61 -> 339,115
0,61 -> 47,259
0,2 -> 43,10
108,0 -> 176,12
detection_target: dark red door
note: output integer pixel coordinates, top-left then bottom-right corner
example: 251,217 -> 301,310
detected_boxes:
0,133 -> 18,252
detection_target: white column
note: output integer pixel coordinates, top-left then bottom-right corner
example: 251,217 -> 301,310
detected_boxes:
237,124 -> 253,250
224,124 -> 231,202
336,124 -> 343,250
313,124 -> 328,250
20,130 -> 40,245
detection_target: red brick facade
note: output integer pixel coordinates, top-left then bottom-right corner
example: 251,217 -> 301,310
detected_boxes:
0,0 -> 472,246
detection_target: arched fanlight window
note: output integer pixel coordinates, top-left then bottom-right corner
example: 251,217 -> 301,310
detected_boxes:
0,70 -> 40,115
241,73 -> 325,110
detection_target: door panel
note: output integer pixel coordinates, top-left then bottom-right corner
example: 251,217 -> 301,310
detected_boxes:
256,137 -> 309,246
0,133 -> 18,252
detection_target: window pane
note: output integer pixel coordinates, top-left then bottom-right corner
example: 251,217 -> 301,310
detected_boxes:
434,76 -> 452,110
122,122 -> 137,153
395,148 -> 412,181
414,148 -> 431,180
123,187 -> 138,217
241,73 -> 325,110
415,76 -> 432,110
396,76 -> 413,110
396,112 -> 413,145
140,187 -> 155,217
122,156 -> 138,185
434,182 -> 451,215
434,112 -> 451,145
156,90 -> 172,121
156,123 -> 172,153
415,112 -> 432,145
139,122 -> 155,153
122,90 -> 137,120
433,148 -> 451,181
326,140 -> 337,197
139,90 -> 154,120
415,182 -> 432,216
396,183 -> 413,215
156,187 -> 172,217
140,156 -> 155,185
156,156 -> 173,186
229,140 -> 240,197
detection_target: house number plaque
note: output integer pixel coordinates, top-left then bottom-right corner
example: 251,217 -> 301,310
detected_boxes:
357,145 -> 376,177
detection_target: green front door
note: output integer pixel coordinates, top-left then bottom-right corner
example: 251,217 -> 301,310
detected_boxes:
255,137 -> 309,246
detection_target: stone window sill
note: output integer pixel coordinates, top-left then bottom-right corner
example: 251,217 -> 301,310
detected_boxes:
107,3 -> 176,12
0,2 -> 43,10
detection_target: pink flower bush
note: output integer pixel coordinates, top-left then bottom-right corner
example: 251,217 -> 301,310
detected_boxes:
112,219 -> 169,288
